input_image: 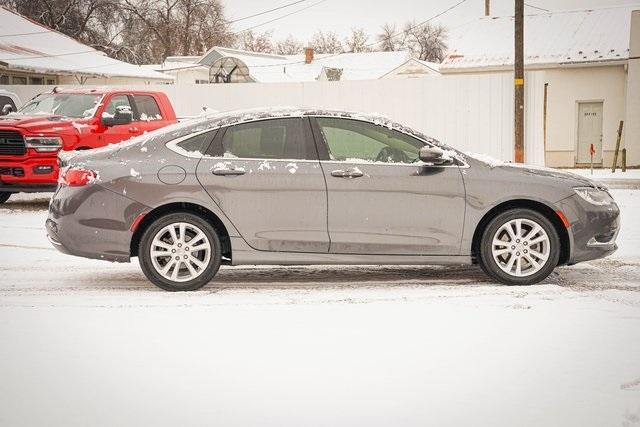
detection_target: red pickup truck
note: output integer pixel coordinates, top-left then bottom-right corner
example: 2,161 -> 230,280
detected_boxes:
0,88 -> 177,203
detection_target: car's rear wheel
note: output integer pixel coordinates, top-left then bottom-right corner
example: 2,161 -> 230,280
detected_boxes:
138,212 -> 221,291
478,208 -> 560,285
0,192 -> 11,204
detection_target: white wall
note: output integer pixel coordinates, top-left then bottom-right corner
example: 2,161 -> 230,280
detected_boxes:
1,73 -> 547,165
542,65 -> 628,168
625,10 -> 640,167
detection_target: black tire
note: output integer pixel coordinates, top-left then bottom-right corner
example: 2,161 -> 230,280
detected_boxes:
138,212 -> 222,291
478,208 -> 560,286
0,192 -> 11,204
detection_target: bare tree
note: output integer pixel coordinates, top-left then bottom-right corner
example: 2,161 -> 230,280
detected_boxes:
308,30 -> 343,54
377,23 -> 409,52
274,35 -> 302,55
236,30 -> 274,53
118,0 -> 234,63
403,21 -> 448,62
1,0 -> 119,43
344,28 -> 371,53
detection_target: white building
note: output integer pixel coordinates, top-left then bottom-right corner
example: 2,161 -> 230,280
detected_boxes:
0,7 -> 172,85
148,47 -> 440,84
441,6 -> 640,168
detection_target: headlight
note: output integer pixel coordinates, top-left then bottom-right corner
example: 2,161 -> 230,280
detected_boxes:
25,136 -> 62,153
574,186 -> 613,206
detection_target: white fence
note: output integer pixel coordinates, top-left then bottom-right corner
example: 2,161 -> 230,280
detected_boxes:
2,73 -> 545,165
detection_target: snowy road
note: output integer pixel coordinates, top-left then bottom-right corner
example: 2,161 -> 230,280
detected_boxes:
1,191 -> 639,426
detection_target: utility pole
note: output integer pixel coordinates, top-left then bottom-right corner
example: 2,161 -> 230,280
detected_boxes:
485,0 -> 490,16
514,0 -> 525,163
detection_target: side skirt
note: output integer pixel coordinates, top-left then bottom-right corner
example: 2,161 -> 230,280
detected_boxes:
230,237 -> 472,266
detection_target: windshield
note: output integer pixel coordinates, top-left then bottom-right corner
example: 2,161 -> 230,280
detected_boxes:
18,93 -> 103,118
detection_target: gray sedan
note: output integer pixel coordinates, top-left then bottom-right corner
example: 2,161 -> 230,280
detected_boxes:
46,108 -> 620,291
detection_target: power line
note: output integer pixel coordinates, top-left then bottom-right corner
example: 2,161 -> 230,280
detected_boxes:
251,0 -> 469,67
233,0 -> 331,35
228,0 -> 313,24
0,30 -> 51,38
0,49 -> 97,62
366,0 -> 468,49
524,2 -> 549,12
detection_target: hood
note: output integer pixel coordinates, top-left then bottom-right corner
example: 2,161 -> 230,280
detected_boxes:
0,114 -> 95,136
463,152 -> 598,188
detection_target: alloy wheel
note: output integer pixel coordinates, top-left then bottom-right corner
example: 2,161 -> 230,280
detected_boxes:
149,222 -> 212,282
491,218 -> 551,277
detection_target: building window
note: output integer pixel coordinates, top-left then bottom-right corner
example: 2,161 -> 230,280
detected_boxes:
0,75 -> 8,84
29,76 -> 44,85
195,79 -> 209,84
46,79 -> 56,85
12,76 -> 27,84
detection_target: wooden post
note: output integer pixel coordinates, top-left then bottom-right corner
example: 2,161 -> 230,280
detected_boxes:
543,82 -> 548,160
611,120 -> 624,173
622,148 -> 627,172
485,0 -> 490,16
514,0 -> 525,163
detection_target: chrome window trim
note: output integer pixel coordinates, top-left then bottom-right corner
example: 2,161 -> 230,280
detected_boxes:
166,114 -> 470,168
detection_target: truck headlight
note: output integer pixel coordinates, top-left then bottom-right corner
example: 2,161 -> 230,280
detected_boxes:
25,136 -> 63,153
574,186 -> 613,206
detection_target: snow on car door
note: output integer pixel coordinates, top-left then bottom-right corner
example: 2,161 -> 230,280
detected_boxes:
196,117 -> 330,253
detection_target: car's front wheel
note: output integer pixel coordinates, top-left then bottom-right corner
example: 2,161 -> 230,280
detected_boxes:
0,192 -> 12,204
138,212 -> 221,291
478,208 -> 560,285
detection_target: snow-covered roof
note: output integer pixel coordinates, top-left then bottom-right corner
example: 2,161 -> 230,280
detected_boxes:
442,7 -> 635,71
0,7 -> 173,81
196,46 -> 423,82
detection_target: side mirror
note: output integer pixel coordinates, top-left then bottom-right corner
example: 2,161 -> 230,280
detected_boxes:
1,104 -> 14,116
101,106 -> 133,127
419,146 -> 453,165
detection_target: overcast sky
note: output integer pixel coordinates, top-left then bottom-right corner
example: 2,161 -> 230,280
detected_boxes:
223,0 -> 640,43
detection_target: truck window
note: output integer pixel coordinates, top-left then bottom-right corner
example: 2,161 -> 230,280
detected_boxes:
103,95 -> 132,118
132,95 -> 162,121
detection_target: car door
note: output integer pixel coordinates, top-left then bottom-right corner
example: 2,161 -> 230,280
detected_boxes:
100,94 -> 142,145
311,116 -> 465,255
196,117 -> 329,253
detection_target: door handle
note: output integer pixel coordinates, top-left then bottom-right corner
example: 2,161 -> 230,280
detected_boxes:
331,168 -> 363,178
128,127 -> 139,133
212,166 -> 246,176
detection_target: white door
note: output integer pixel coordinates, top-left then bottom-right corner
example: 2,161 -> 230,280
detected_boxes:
576,102 -> 603,164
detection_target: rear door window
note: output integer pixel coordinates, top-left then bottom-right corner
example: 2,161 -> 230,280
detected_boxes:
132,95 -> 162,121
219,118 -> 315,160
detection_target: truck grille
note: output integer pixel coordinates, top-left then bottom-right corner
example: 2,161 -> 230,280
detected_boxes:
0,130 -> 26,156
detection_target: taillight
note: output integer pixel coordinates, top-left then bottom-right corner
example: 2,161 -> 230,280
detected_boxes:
59,167 -> 98,186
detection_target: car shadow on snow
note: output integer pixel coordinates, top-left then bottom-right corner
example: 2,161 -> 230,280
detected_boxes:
1,197 -> 50,212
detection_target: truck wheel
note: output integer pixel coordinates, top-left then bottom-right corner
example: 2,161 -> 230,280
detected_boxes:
138,212 -> 222,291
478,208 -> 560,286
0,192 -> 11,204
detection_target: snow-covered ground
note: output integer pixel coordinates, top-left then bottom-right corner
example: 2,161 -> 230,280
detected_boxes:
1,191 -> 640,426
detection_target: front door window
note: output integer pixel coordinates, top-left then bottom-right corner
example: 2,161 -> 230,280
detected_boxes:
316,117 -> 423,164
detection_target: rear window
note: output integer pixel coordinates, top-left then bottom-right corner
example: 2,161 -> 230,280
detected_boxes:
175,132 -> 212,154
133,95 -> 162,121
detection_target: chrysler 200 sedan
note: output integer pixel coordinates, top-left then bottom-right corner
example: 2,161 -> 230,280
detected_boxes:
46,108 -> 620,291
